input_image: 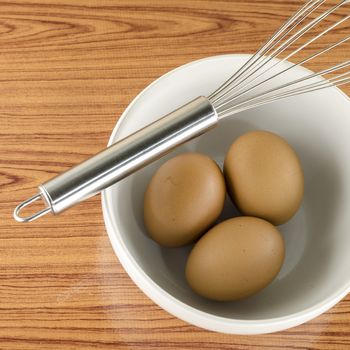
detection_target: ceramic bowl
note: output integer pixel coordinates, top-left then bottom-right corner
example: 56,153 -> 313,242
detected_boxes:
102,55 -> 350,334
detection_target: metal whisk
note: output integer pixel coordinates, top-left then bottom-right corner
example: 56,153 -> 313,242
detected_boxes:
14,0 -> 350,222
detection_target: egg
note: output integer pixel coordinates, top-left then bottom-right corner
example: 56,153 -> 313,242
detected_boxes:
186,216 -> 285,301
144,153 -> 226,247
224,130 -> 304,225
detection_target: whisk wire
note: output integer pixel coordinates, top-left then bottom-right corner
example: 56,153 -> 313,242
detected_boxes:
217,61 -> 350,118
215,13 -> 350,108
210,0 -> 350,120
211,0 -> 349,108
216,32 -> 350,114
209,0 -> 325,101
210,0 -> 330,103
217,76 -> 350,117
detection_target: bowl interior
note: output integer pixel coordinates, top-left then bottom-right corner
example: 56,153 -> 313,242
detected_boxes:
104,55 -> 350,321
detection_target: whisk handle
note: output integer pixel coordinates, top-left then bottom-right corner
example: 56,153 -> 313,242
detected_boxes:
14,96 -> 218,222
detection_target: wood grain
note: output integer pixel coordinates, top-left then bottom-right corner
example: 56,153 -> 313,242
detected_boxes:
1,1 -> 349,349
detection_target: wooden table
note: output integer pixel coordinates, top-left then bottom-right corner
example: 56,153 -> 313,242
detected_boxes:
1,1 -> 349,349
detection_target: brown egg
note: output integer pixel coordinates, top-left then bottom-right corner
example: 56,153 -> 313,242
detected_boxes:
224,130 -> 304,225
144,153 -> 226,247
186,217 -> 285,301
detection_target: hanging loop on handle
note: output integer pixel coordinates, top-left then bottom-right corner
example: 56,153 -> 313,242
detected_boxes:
13,194 -> 51,223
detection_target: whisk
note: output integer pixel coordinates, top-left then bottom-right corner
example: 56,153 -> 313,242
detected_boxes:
14,0 -> 350,222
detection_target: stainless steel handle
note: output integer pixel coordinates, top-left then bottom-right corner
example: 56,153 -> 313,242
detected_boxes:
14,96 -> 218,222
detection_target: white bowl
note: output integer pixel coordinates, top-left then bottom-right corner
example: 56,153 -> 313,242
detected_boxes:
102,55 -> 350,334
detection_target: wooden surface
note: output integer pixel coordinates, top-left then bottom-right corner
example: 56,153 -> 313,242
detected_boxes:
1,1 -> 349,349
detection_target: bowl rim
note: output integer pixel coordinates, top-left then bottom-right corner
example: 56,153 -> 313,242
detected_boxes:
102,54 -> 350,334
